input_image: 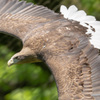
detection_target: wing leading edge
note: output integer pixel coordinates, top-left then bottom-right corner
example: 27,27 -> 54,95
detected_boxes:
0,0 -> 59,42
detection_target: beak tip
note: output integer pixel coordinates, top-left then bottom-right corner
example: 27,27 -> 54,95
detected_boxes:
7,62 -> 11,67
7,59 -> 13,67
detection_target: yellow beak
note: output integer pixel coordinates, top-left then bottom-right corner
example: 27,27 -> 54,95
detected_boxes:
7,58 -> 14,67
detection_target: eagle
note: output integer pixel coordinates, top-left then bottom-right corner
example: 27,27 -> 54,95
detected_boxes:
0,0 -> 100,100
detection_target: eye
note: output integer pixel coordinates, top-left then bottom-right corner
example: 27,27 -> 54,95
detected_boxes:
14,56 -> 19,59
14,56 -> 25,60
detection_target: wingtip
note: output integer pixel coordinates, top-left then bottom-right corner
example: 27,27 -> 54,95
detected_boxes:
60,5 -> 67,15
68,5 -> 78,11
60,5 -> 78,19
60,5 -> 100,49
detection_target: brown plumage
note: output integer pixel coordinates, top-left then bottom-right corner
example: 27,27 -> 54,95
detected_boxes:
1,0 -> 100,100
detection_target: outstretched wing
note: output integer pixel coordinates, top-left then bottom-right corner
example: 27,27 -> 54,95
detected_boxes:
60,5 -> 100,100
0,0 -> 59,41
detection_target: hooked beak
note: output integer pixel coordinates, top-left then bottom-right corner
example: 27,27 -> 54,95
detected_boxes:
7,58 -> 15,67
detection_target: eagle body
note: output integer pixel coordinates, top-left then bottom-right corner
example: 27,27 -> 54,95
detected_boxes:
0,0 -> 100,100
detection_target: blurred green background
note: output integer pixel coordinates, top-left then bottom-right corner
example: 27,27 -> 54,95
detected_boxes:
0,0 -> 100,100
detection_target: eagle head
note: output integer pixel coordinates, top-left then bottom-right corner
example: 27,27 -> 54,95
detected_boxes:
7,47 -> 41,66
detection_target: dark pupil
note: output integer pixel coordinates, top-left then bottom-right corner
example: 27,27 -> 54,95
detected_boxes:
15,56 -> 24,60
15,56 -> 19,59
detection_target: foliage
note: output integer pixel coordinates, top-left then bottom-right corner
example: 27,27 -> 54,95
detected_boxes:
80,0 -> 100,20
0,45 -> 58,100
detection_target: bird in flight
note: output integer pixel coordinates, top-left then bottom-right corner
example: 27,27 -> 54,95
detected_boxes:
0,0 -> 100,100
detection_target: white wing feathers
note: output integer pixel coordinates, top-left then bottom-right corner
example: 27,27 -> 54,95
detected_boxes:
60,5 -> 100,49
